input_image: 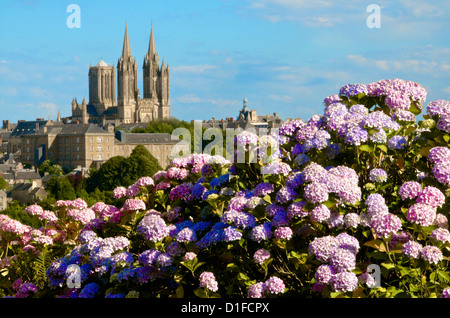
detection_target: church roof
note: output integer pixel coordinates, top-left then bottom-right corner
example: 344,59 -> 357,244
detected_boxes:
96,59 -> 110,67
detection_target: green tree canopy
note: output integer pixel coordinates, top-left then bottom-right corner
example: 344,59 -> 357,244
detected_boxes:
0,175 -> 8,190
86,145 -> 162,192
45,175 -> 76,201
38,160 -> 63,177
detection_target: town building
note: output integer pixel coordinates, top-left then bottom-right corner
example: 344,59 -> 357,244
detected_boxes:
6,118 -> 189,171
203,98 -> 283,132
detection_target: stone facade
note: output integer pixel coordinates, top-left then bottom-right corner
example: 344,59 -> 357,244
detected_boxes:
8,119 -> 189,171
72,24 -> 170,125
115,131 -> 189,169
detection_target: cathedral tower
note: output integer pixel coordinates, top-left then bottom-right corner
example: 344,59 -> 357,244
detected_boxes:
88,60 -> 116,116
117,24 -> 138,123
142,25 -> 170,119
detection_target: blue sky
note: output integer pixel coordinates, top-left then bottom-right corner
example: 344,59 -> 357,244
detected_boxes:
0,0 -> 449,124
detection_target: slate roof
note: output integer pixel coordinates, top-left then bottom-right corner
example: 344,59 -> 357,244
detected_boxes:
15,170 -> 41,180
10,120 -> 48,137
115,131 -> 187,145
58,123 -> 111,135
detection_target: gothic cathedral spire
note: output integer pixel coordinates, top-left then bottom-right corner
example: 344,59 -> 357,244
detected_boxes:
117,23 -> 138,123
121,23 -> 133,59
143,24 -> 159,100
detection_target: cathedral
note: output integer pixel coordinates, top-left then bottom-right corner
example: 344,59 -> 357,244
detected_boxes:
71,24 -> 170,124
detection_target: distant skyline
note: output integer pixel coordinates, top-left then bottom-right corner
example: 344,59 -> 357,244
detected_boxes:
1,0 -> 449,124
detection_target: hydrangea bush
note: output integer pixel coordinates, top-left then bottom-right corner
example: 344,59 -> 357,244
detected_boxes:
1,78 -> 450,298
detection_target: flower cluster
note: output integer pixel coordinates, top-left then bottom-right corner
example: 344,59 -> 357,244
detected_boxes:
309,233 -> 360,293
248,276 -> 286,297
2,79 -> 450,300
429,146 -> 450,186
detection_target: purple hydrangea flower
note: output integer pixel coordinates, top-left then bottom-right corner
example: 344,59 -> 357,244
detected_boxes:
416,186 -> 446,208
393,110 -> 416,122
176,227 -> 197,242
432,161 -> 450,186
310,204 -> 331,223
427,99 -> 450,117
264,276 -> 286,295
309,235 -> 339,262
343,213 -> 361,229
339,83 -> 368,98
137,213 -> 170,242
199,271 -> 218,292
247,282 -> 265,298
428,147 -> 450,164
79,282 -> 100,298
441,288 -> 450,298
252,182 -> 274,197
276,186 -> 298,203
273,227 -> 293,240
369,168 -> 388,183
406,203 -> 437,227
369,212 -> 402,238
304,182 -> 329,204
402,240 -> 423,259
430,228 -> 450,243
420,245 -> 443,264
330,271 -> 359,293
344,127 -> 369,146
388,135 -> 408,150
437,114 -> 450,133
385,90 -> 411,111
253,248 -> 271,265
287,201 -> 308,219
329,248 -> 356,272
223,226 -> 243,242
250,222 -> 272,243
314,264 -> 335,285
399,181 -> 422,200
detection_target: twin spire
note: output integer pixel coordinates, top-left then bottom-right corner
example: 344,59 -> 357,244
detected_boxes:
121,23 -> 158,62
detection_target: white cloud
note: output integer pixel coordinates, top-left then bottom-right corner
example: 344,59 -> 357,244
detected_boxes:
175,94 -> 240,107
346,54 -> 447,76
0,87 -> 18,96
37,102 -> 58,115
443,87 -> 450,94
268,94 -> 292,102
172,64 -> 218,74
31,87 -> 52,99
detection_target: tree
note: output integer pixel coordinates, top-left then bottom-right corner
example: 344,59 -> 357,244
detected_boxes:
0,175 -> 8,190
85,146 -> 162,192
45,175 -> 76,200
38,160 -> 63,177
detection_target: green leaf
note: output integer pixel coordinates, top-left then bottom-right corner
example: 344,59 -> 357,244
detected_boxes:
359,144 -> 373,152
409,102 -> 422,115
377,144 -> 388,153
444,134 -> 450,143
193,288 -> 208,298
364,239 -> 386,252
